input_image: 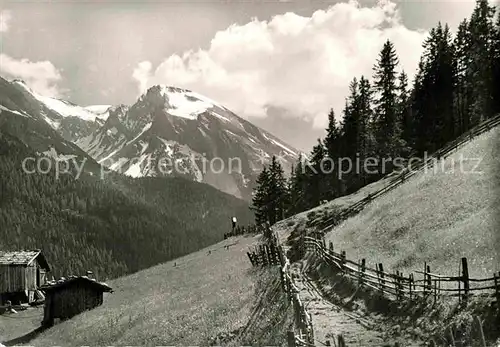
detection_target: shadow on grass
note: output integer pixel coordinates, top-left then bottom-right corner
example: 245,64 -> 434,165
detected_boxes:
3,326 -> 48,346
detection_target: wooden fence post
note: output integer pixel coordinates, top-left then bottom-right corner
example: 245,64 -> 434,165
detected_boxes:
358,259 -> 364,287
376,263 -> 381,287
458,261 -> 462,304
409,273 -> 414,299
341,251 -> 346,272
495,272 -> 499,300
300,232 -> 305,258
433,278 -> 437,302
361,259 -> 366,287
426,265 -> 432,294
423,262 -> 427,296
378,263 -> 385,292
287,330 -> 296,347
247,252 -> 254,266
337,334 -> 346,347
279,265 -> 284,290
462,257 -> 470,303
261,245 -> 267,265
397,271 -> 403,300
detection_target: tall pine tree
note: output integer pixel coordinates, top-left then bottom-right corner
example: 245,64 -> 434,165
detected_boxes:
373,40 -> 402,161
467,0 -> 496,123
323,109 -> 342,199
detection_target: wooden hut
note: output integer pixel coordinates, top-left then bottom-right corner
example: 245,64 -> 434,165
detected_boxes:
0,250 -> 51,304
40,275 -> 112,327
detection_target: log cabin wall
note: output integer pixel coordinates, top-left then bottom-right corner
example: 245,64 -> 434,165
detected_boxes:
0,265 -> 27,293
25,263 -> 37,291
48,282 -> 104,320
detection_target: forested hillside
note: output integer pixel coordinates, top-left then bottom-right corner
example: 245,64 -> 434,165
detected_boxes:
252,0 -> 500,221
0,132 -> 254,280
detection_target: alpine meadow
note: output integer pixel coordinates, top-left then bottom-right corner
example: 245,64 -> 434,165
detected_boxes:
0,0 -> 499,346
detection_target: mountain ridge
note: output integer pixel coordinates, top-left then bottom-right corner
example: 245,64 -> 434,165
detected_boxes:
4,79 -> 299,200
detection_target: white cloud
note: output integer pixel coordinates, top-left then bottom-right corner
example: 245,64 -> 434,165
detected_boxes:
0,54 -> 64,97
133,0 -> 428,129
0,9 -> 11,32
0,10 -> 64,97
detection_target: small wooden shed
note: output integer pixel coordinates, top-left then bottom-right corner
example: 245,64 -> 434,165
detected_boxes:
0,250 -> 51,304
40,275 -> 113,327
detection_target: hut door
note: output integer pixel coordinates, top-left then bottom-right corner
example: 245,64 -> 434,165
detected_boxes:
36,267 -> 40,287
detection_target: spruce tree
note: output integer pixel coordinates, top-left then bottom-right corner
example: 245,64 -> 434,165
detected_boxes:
324,109 -> 342,199
413,23 -> 456,152
357,76 -> 375,184
288,154 -> 308,215
268,155 -> 288,223
467,0 -> 496,123
251,167 -> 271,225
454,19 -> 472,133
397,70 -> 413,156
373,40 -> 402,160
303,139 -> 328,208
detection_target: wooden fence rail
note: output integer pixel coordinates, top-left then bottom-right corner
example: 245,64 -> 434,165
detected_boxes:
271,233 -> 315,347
317,113 -> 500,234
304,236 -> 500,303
247,242 -> 281,266
224,224 -> 262,239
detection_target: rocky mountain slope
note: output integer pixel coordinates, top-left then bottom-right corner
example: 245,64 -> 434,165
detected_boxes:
3,79 -> 299,200
76,85 -> 299,199
0,76 -> 256,279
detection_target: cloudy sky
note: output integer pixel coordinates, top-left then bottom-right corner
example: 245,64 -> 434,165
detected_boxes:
0,0 -> 489,151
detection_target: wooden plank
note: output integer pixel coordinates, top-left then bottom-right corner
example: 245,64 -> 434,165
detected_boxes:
462,257 -> 470,301
378,263 -> 385,291
495,272 -> 499,300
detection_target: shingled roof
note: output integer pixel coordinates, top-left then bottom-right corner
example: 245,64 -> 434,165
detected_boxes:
0,250 -> 50,271
40,275 -> 113,293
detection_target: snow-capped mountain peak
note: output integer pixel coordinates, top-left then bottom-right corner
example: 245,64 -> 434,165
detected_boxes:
137,85 -> 229,121
3,77 -> 298,200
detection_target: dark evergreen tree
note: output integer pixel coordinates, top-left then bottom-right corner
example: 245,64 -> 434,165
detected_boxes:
397,70 -> 413,157
268,156 -> 288,223
303,139 -> 328,208
373,40 -> 402,160
413,23 -> 456,153
287,154 -> 308,215
323,109 -> 342,199
454,19 -> 473,134
467,0 -> 496,123
251,167 -> 271,225
251,156 -> 288,225
356,76 -> 375,184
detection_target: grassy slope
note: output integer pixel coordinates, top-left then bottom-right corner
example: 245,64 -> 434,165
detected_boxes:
321,126 -> 499,280
26,234 -> 291,346
279,171 -> 401,233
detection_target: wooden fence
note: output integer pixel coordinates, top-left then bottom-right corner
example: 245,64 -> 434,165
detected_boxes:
304,236 -> 500,303
278,247 -> 315,347
247,242 -> 282,266
224,224 -> 261,239
317,113 -> 500,233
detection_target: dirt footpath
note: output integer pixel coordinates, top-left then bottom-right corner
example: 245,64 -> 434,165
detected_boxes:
290,260 -> 424,347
